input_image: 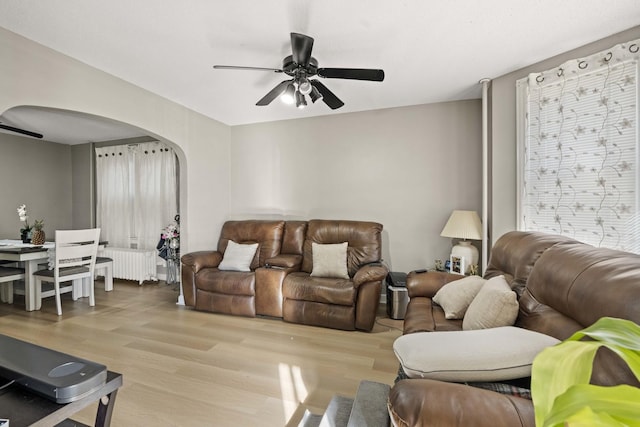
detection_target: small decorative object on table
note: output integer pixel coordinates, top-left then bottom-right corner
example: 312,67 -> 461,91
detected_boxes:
31,219 -> 46,245
434,259 -> 444,271
469,264 -> 479,276
450,255 -> 465,275
17,204 -> 32,243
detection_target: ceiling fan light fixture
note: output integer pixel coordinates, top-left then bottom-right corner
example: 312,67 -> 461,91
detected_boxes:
309,86 -> 323,103
298,78 -> 312,95
295,91 -> 307,109
280,83 -> 295,104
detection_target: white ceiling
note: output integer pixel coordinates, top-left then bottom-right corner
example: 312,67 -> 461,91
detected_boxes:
0,0 -> 639,144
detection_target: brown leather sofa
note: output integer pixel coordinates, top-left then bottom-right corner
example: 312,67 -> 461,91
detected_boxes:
181,219 -> 387,331
388,231 -> 640,426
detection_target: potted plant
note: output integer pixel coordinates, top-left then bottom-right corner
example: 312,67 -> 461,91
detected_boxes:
17,204 -> 32,242
531,316 -> 640,426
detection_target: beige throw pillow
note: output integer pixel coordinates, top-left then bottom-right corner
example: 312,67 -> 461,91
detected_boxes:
218,240 -> 259,272
310,242 -> 349,279
432,276 -> 486,319
462,275 -> 518,330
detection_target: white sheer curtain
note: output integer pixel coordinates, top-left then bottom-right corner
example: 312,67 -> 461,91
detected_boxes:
517,39 -> 639,253
95,145 -> 133,248
95,141 -> 177,250
134,142 -> 177,250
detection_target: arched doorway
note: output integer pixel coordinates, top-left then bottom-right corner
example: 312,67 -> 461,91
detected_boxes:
0,105 -> 188,303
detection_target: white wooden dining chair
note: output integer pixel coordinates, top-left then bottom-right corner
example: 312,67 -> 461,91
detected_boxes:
32,228 -> 101,315
0,266 -> 25,304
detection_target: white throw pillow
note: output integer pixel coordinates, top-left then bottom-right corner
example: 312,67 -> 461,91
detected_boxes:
218,240 -> 259,272
433,276 -> 487,319
393,326 -> 560,382
462,275 -> 519,330
310,242 -> 349,279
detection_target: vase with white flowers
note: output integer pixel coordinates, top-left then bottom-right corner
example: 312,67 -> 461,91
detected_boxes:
17,204 -> 32,243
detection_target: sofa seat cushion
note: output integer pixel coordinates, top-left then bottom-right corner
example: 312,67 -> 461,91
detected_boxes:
196,270 -> 255,296
283,272 -> 355,306
394,326 -> 560,382
403,297 -> 463,334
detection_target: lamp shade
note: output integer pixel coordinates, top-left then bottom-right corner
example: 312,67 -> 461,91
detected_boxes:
440,210 -> 483,240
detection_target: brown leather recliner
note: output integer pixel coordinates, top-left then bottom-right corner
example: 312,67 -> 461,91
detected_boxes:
388,231 -> 640,426
181,219 -> 388,332
180,220 -> 285,317
282,219 -> 388,331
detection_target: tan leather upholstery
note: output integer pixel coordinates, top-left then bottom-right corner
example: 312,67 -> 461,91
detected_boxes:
181,220 -> 285,317
402,232 -> 575,334
388,379 -> 535,427
181,219 -> 387,331
389,231 -> 640,426
282,220 -> 387,331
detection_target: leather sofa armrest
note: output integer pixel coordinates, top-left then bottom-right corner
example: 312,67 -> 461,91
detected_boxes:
388,379 -> 535,427
180,250 -> 223,274
266,254 -> 302,270
353,264 -> 388,288
406,270 -> 465,298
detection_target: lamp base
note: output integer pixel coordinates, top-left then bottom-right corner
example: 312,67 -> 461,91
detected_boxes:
451,241 -> 479,274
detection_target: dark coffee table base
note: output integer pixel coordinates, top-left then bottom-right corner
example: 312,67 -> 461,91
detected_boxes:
0,371 -> 122,427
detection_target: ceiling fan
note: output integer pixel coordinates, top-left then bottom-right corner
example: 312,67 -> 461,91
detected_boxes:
214,32 -> 384,110
0,122 -> 43,139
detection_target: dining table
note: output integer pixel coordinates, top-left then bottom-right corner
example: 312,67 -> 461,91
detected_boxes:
0,239 -> 55,311
0,239 -> 107,311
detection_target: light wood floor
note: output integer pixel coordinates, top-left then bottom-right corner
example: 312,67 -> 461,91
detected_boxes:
0,279 -> 403,426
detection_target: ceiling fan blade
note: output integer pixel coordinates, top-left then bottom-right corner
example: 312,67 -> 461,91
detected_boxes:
310,80 -> 344,110
256,80 -> 294,106
317,68 -> 385,81
291,32 -> 314,67
0,123 -> 43,139
214,65 -> 283,73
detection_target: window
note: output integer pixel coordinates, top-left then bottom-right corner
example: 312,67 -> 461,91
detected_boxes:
517,39 -> 639,253
95,141 -> 177,250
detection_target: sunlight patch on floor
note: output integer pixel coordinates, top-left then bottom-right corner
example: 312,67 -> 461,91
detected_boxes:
279,362 -> 309,422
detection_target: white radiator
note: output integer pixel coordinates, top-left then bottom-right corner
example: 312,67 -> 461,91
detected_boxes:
99,248 -> 158,285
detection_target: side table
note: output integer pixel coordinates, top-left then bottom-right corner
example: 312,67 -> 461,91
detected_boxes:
386,271 -> 408,320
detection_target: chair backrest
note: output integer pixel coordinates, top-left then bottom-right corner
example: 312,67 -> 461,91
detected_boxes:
54,228 -> 101,279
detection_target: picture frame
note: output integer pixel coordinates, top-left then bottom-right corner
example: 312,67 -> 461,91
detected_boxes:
450,254 -> 466,275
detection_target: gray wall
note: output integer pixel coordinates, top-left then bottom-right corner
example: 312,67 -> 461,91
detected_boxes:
71,143 -> 94,229
230,100 -> 482,272
489,25 -> 640,245
1,99 -> 481,273
0,133 -> 73,239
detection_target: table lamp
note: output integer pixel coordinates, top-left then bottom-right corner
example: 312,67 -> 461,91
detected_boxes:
440,210 -> 483,274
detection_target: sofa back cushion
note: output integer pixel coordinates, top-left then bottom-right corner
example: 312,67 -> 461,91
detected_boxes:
519,241 -> 640,338
520,241 -> 640,388
484,231 -> 576,297
218,220 -> 285,270
282,221 -> 307,255
301,220 -> 382,277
